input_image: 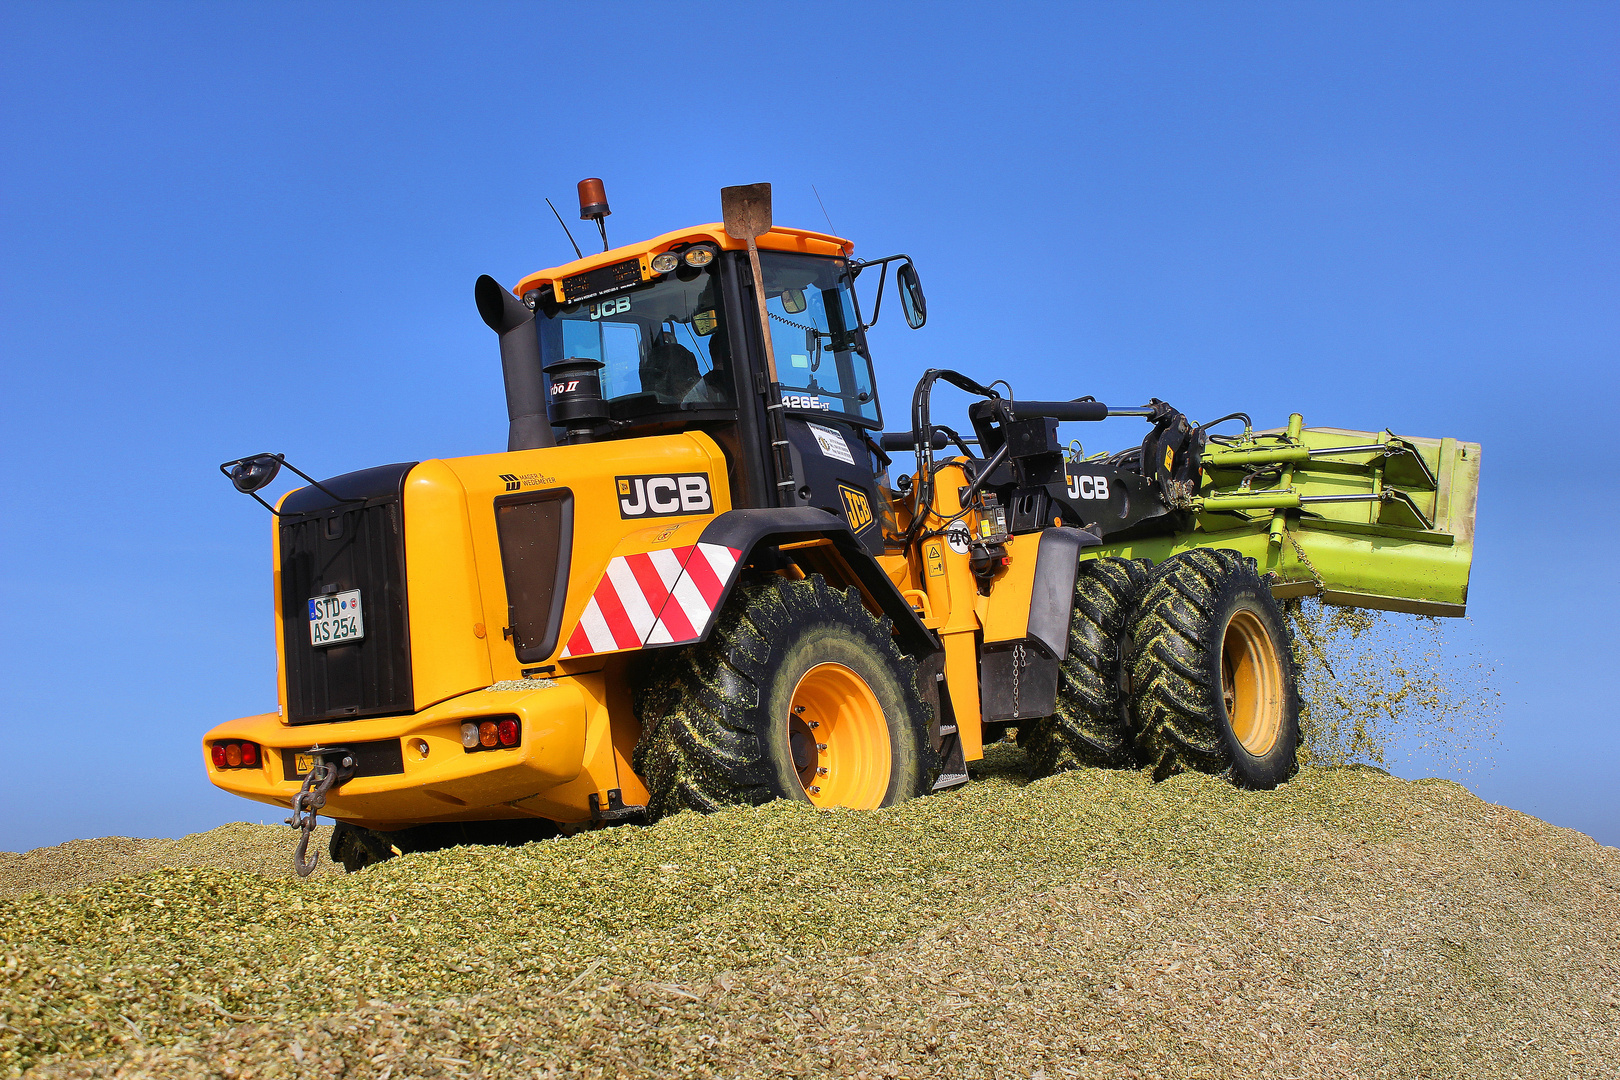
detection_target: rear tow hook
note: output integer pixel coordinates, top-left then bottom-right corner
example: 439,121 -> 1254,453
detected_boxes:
286,746 -> 358,877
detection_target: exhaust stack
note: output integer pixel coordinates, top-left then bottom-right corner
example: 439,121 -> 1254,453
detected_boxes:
475,274 -> 555,451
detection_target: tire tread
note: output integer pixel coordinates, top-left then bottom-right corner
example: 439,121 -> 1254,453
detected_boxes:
1020,557 -> 1149,776
632,574 -> 936,820
1125,548 -> 1299,785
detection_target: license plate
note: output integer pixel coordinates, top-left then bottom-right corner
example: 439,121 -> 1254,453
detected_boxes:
308,590 -> 364,647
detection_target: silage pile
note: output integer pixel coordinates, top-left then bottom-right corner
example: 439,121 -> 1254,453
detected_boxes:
4,746 -> 1617,1080
0,827 -> 339,900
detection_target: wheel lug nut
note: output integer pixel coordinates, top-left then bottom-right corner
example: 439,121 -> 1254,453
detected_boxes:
816,743 -> 827,751
809,785 -> 821,794
794,705 -> 806,714
807,720 -> 820,728
817,767 -> 828,776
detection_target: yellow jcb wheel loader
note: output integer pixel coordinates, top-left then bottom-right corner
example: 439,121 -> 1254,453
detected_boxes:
206,180 -> 1480,874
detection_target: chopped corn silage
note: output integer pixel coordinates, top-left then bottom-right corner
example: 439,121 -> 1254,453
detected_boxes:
1284,598 -> 1501,774
4,746 -> 1617,1079
0,826 -> 339,900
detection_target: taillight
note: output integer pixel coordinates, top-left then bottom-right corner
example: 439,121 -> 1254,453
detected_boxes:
461,717 -> 521,753
211,740 -> 262,770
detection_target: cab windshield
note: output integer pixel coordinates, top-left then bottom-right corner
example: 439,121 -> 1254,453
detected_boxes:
760,252 -> 881,426
534,265 -> 735,421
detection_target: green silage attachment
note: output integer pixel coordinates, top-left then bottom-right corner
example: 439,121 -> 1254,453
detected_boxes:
1100,415 -> 1481,617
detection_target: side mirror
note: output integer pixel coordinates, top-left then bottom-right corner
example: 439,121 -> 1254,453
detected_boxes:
229,454 -> 283,494
781,288 -> 807,314
897,261 -> 927,329
219,453 -> 361,515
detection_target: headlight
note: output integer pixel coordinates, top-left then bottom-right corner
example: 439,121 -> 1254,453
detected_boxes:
650,251 -> 680,273
683,245 -> 716,267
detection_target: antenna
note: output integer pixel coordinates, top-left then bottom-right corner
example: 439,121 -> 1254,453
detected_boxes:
812,184 -> 837,235
545,198 -> 584,260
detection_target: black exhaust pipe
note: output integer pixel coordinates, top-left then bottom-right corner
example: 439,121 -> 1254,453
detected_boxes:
475,275 -> 555,451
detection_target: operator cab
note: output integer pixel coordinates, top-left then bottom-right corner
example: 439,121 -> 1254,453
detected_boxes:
527,239 -> 879,429
513,196 -> 925,552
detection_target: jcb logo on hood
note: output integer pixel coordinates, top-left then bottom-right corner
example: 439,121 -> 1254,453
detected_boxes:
617,474 -> 714,518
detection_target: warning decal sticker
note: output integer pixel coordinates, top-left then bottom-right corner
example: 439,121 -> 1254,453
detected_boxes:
806,422 -> 856,465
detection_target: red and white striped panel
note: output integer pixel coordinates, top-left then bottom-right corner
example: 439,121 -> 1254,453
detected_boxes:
560,542 -> 742,658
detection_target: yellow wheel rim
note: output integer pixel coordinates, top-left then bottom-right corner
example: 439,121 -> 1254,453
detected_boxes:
786,662 -> 891,810
1221,609 -> 1284,756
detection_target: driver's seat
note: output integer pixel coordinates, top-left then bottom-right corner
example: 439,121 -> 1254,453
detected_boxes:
642,332 -> 701,402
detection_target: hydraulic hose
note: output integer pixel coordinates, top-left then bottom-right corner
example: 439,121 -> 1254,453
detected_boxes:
902,369 -> 1003,546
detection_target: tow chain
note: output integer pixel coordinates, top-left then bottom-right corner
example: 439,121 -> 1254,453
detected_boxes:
286,758 -> 344,877
1011,642 -> 1026,719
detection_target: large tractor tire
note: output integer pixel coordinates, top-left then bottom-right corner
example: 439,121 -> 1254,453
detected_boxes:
1019,557 -> 1150,777
631,574 -> 939,821
330,821 -> 392,874
1124,548 -> 1300,788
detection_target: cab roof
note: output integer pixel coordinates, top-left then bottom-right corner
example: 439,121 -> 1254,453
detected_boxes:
512,223 -> 854,305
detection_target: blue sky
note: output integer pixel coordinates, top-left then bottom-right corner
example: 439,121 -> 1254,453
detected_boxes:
2,2 -> 1615,851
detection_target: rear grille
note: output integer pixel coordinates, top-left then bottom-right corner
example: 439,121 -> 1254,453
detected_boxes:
494,489 -> 573,663
279,463 -> 417,725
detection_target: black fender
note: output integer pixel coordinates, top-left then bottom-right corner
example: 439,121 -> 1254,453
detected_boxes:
1024,526 -> 1099,660
980,525 -> 1099,723
696,508 -> 940,660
